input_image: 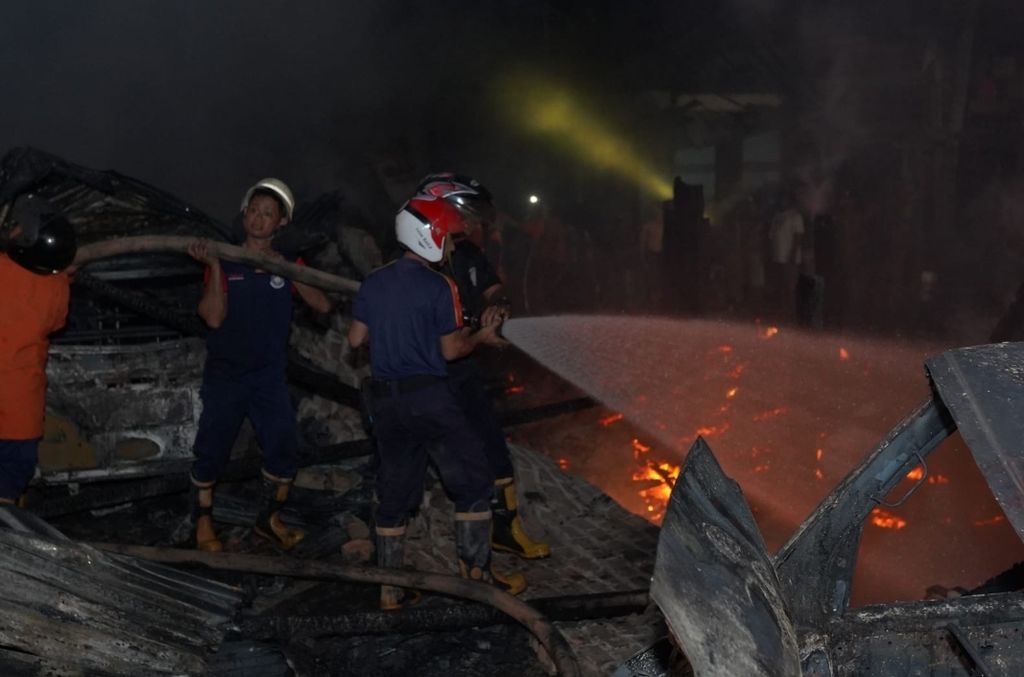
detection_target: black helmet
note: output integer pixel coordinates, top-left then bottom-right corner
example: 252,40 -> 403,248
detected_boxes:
6,194 -> 77,274
414,172 -> 496,230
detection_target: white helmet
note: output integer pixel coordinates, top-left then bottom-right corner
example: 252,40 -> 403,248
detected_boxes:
395,195 -> 466,263
241,178 -> 295,220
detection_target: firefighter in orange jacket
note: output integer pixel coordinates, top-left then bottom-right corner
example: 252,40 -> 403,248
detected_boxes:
0,194 -> 76,504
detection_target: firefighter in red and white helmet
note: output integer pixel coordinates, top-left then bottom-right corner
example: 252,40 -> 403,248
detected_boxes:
416,173 -> 552,560
348,195 -> 526,609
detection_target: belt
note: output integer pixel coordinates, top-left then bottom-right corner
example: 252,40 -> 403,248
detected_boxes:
370,374 -> 445,397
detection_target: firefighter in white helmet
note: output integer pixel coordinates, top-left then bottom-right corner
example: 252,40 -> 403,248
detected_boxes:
186,178 -> 330,552
349,195 -> 526,609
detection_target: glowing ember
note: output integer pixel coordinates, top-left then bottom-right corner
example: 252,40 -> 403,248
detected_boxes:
870,508 -> 908,530
695,423 -> 730,437
729,364 -> 746,379
906,467 -> 924,481
974,515 -> 1006,527
726,387 -> 739,398
505,385 -> 525,394
814,468 -> 824,480
760,326 -> 779,339
717,345 -> 733,354
631,438 -> 651,456
558,458 -> 570,470
754,463 -> 771,473
928,475 -> 950,485
752,407 -> 788,421
839,347 -> 850,360
815,448 -> 824,461
599,412 -> 624,426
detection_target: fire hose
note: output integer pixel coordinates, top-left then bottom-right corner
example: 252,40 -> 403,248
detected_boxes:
92,543 -> 581,677
73,235 -> 362,294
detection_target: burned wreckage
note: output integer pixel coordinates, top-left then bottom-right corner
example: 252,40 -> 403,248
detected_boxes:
2,146 -> 1023,675
0,147 -> 607,676
621,341 -> 1024,677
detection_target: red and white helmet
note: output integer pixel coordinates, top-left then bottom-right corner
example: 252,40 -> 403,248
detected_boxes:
415,172 -> 496,230
395,195 -> 466,263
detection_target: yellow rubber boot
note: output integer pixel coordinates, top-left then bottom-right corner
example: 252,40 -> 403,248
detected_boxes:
491,479 -> 550,559
254,472 -> 306,551
456,510 -> 527,596
193,482 -> 223,553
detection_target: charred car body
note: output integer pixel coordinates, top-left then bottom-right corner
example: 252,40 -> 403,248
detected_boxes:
620,341 -> 1024,676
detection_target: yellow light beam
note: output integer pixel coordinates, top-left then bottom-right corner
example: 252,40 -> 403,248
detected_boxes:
498,75 -> 672,200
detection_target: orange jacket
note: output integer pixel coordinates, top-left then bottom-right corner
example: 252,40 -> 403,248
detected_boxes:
0,254 -> 70,439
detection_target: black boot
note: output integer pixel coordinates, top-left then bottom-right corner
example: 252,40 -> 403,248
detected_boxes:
254,471 -> 305,550
376,524 -> 420,610
491,478 -> 551,559
455,512 -> 526,595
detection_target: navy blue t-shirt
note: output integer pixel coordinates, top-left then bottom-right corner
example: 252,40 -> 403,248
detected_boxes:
205,259 -> 295,377
353,256 -> 462,379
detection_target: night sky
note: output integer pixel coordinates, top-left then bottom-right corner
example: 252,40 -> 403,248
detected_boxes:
0,1 -> 669,217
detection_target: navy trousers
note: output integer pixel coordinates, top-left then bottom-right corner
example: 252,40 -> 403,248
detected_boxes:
448,358 -> 515,480
191,365 -> 298,483
0,439 -> 38,501
372,380 -> 492,528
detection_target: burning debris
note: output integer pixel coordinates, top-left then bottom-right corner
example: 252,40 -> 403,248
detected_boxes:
621,342 -> 1024,676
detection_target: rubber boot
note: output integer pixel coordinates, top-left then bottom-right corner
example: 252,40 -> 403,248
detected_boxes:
192,478 -> 223,553
455,511 -> 527,596
491,478 -> 551,559
376,524 -> 421,610
254,471 -> 305,551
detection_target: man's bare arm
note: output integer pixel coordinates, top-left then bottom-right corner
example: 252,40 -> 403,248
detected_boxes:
348,319 -> 369,349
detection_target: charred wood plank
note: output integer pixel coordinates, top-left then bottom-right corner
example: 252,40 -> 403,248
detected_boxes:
241,589 -> 649,639
93,543 -> 581,677
0,528 -> 238,637
0,645 -> 119,677
0,597 -> 206,676
287,351 -> 360,408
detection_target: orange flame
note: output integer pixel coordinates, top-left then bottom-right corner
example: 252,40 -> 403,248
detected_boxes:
695,422 -> 730,437
870,508 -> 907,530
906,467 -> 924,481
633,456 -> 680,523
599,412 -> 624,427
632,438 -> 651,457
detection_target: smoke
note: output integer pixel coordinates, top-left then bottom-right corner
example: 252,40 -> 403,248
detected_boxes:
0,1 -> 538,217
